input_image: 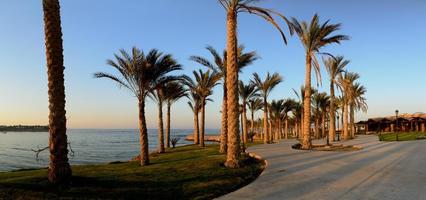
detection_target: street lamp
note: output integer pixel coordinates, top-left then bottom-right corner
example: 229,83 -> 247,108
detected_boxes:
395,109 -> 399,141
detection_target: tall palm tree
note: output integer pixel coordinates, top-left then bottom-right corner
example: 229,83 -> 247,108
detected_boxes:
252,72 -> 283,144
184,70 -> 221,147
219,0 -> 290,168
163,81 -> 187,148
238,81 -> 259,144
247,98 -> 263,136
42,0 -> 71,184
324,55 -> 349,144
290,14 -> 349,149
95,48 -> 181,166
338,72 -> 359,140
190,45 -> 258,153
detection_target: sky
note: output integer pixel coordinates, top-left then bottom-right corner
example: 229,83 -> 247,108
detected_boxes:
0,0 -> 425,129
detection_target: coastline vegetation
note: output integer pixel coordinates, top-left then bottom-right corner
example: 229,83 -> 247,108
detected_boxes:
0,125 -> 48,132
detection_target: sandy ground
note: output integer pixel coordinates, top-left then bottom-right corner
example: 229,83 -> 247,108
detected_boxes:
219,135 -> 426,200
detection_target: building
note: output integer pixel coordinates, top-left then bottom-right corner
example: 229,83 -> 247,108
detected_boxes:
356,112 -> 426,134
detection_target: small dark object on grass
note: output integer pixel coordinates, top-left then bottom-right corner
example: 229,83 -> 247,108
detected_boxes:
171,137 -> 180,148
292,143 -> 302,149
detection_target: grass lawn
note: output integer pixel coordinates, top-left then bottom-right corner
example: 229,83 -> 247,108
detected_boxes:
378,132 -> 426,141
0,144 -> 265,200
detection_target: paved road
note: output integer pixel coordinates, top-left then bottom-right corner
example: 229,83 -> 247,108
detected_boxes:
220,135 -> 426,200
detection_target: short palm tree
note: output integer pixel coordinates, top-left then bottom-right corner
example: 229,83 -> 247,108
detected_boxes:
190,45 -> 258,153
324,55 -> 349,144
290,14 -> 349,149
184,70 -> 221,147
95,48 -> 181,166
247,97 -> 263,135
251,72 -> 283,144
187,91 -> 201,145
238,81 -> 259,144
219,0 -> 290,168
350,82 -> 367,136
312,92 -> 330,140
269,99 -> 285,141
42,0 -> 71,184
163,81 -> 187,148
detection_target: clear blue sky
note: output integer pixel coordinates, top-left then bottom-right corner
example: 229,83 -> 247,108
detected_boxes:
0,0 -> 425,129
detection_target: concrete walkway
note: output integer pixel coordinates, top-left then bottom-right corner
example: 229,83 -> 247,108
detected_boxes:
220,135 -> 426,200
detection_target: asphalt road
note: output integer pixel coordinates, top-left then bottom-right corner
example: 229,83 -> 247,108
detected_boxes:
219,135 -> 426,200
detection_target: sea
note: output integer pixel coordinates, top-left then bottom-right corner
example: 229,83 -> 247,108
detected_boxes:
0,129 -> 220,172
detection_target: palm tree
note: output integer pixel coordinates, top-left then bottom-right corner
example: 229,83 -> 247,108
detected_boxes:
95,48 -> 181,166
247,98 -> 263,136
252,72 -> 283,144
190,45 -> 258,153
187,91 -> 201,145
42,0 -> 71,184
219,0 -> 290,168
269,99 -> 285,141
290,14 -> 349,149
282,99 -> 297,139
184,70 -> 221,147
238,81 -> 259,145
350,82 -> 368,136
324,55 -> 349,144
150,61 -> 182,153
292,102 -> 303,138
312,92 -> 330,140
163,81 -> 187,148
338,72 -> 360,140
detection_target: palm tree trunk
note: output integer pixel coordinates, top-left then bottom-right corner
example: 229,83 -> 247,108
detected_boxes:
242,101 -> 248,144
343,98 -> 349,140
220,84 -> 228,153
263,96 -> 269,144
43,0 -> 72,184
285,118 -> 289,139
157,100 -> 165,153
315,116 -> 320,139
350,104 -> 355,138
224,8 -> 240,169
200,98 -> 206,147
251,109 -> 255,133
138,99 -> 149,166
193,108 -> 200,145
329,82 -> 336,143
166,103 -> 171,148
275,119 -> 279,141
302,55 -> 312,149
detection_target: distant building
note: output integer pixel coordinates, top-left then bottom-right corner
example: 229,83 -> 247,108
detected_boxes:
356,112 -> 426,134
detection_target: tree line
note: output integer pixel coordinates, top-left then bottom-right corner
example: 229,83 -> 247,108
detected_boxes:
40,0 -> 366,185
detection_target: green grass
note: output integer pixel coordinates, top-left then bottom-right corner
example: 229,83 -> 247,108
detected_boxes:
378,132 -> 426,141
0,144 -> 265,200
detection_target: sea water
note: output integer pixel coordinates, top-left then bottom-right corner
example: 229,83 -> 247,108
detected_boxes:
0,129 -> 219,172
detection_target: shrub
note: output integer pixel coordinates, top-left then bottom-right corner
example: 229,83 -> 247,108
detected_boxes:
171,137 -> 180,148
